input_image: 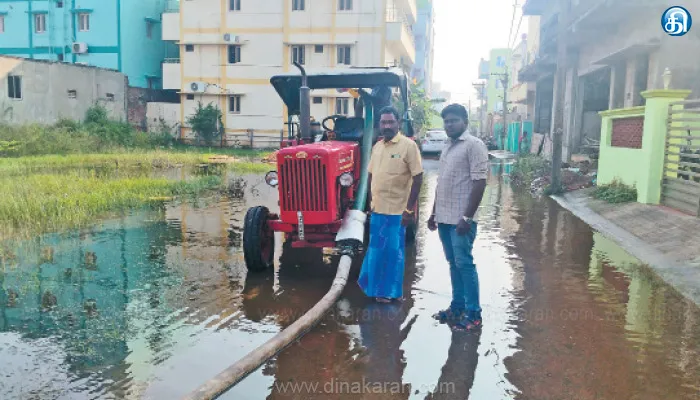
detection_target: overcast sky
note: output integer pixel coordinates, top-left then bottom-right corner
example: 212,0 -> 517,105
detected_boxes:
432,0 -> 525,104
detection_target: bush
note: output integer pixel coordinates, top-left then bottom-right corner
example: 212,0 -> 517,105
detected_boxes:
593,180 -> 637,203
511,155 -> 551,187
187,102 -> 223,146
0,105 -> 178,156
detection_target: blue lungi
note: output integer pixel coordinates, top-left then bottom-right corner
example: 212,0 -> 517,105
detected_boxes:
358,213 -> 406,299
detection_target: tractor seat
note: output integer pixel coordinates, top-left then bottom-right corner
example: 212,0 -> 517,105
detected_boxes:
333,117 -> 365,142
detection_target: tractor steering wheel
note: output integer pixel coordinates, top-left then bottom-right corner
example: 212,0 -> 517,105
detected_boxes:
322,115 -> 348,133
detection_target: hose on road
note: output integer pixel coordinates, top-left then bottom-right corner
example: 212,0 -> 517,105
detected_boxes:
183,254 -> 353,400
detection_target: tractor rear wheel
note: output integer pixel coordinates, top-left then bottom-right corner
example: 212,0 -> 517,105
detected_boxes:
243,206 -> 275,272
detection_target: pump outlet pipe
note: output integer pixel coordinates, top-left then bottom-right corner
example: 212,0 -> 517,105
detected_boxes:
183,94 -> 375,400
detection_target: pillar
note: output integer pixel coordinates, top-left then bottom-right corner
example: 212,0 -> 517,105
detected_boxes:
637,89 -> 692,204
624,58 -> 638,108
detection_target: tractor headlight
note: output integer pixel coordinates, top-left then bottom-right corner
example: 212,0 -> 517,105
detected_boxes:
339,172 -> 354,187
265,171 -> 279,187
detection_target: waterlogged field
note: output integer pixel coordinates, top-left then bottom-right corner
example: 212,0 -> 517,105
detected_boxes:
0,151 -> 270,240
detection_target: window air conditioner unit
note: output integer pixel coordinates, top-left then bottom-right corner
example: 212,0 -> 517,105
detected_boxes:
223,33 -> 240,43
72,42 -> 88,54
190,82 -> 208,93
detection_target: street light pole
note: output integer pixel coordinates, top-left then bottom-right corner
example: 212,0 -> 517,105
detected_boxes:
551,0 -> 570,191
491,72 -> 510,150
472,81 -> 487,138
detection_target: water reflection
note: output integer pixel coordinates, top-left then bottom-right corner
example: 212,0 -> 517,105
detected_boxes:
506,187 -> 700,399
2,163 -> 699,400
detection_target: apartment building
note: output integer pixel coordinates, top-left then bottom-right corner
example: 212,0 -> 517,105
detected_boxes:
162,0 -> 417,144
0,0 -> 176,89
509,33 -> 535,120
479,48 -> 512,114
412,0 -> 434,93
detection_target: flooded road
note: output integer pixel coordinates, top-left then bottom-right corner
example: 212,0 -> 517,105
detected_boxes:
1,161 -> 699,399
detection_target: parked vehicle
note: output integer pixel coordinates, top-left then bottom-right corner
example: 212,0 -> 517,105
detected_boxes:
242,66 -> 419,272
419,130 -> 448,154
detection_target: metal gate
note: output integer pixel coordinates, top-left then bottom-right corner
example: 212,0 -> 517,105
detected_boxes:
661,99 -> 700,216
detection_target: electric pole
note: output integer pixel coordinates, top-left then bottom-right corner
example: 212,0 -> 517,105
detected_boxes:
551,0 -> 570,190
502,72 -> 509,150
472,81 -> 487,138
491,72 -> 510,150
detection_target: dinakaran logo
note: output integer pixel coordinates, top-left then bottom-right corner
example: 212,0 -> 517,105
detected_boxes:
662,6 -> 692,36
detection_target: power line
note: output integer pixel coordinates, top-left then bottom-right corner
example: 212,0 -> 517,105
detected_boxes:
506,0 -> 518,50
510,12 -> 524,48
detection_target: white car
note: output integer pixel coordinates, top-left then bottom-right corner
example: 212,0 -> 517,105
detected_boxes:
420,130 -> 448,154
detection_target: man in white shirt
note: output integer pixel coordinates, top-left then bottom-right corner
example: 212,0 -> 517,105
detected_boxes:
428,104 -> 489,331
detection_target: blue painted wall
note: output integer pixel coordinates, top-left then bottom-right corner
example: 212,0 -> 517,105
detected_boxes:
0,0 -> 172,88
412,0 -> 433,91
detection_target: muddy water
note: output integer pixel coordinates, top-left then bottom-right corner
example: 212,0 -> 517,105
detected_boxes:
1,162 -> 699,399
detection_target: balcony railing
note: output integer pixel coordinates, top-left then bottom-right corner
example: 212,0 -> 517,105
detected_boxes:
386,6 -> 416,49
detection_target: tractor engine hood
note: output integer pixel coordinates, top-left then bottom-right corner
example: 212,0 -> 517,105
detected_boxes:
275,141 -> 360,226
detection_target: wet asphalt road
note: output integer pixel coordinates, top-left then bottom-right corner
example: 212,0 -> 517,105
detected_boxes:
2,160 -> 699,399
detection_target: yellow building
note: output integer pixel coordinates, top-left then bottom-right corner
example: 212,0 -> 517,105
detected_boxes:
161,0 -> 417,146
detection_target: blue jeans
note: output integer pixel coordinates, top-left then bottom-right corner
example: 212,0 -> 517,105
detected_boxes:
437,223 -> 481,318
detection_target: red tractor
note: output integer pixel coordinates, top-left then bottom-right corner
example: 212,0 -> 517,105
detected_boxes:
243,66 -> 419,272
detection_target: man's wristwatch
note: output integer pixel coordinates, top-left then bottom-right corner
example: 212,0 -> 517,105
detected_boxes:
462,216 -> 473,224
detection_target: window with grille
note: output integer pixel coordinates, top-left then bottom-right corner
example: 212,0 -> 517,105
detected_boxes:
313,97 -> 323,104
339,0 -> 353,11
337,45 -> 351,65
335,98 -> 349,115
292,0 -> 305,11
68,90 -> 77,99
229,0 -> 241,11
7,75 -> 22,100
228,45 -> 241,64
229,95 -> 242,113
78,13 -> 89,31
35,14 -> 46,33
186,94 -> 195,100
291,45 -> 305,65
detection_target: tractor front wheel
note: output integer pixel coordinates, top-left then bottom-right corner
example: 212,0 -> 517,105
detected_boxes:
243,206 -> 275,272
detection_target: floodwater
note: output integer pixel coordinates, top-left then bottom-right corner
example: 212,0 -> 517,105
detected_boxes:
1,161 -> 699,400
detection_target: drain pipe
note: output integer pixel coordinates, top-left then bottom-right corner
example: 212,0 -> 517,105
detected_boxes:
183,97 -> 375,400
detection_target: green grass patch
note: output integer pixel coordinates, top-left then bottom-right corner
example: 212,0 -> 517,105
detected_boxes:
593,180 -> 637,204
0,150 -> 269,176
0,172 -> 223,240
0,104 -> 269,161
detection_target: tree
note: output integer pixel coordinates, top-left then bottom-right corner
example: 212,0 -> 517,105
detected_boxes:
394,82 -> 438,136
187,102 -> 224,146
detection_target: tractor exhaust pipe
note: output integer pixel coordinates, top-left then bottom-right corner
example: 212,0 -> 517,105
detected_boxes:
183,95 -> 376,400
294,62 -> 312,141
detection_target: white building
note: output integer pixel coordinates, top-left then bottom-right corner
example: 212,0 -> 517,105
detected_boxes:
0,56 -> 127,125
162,0 -> 417,146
